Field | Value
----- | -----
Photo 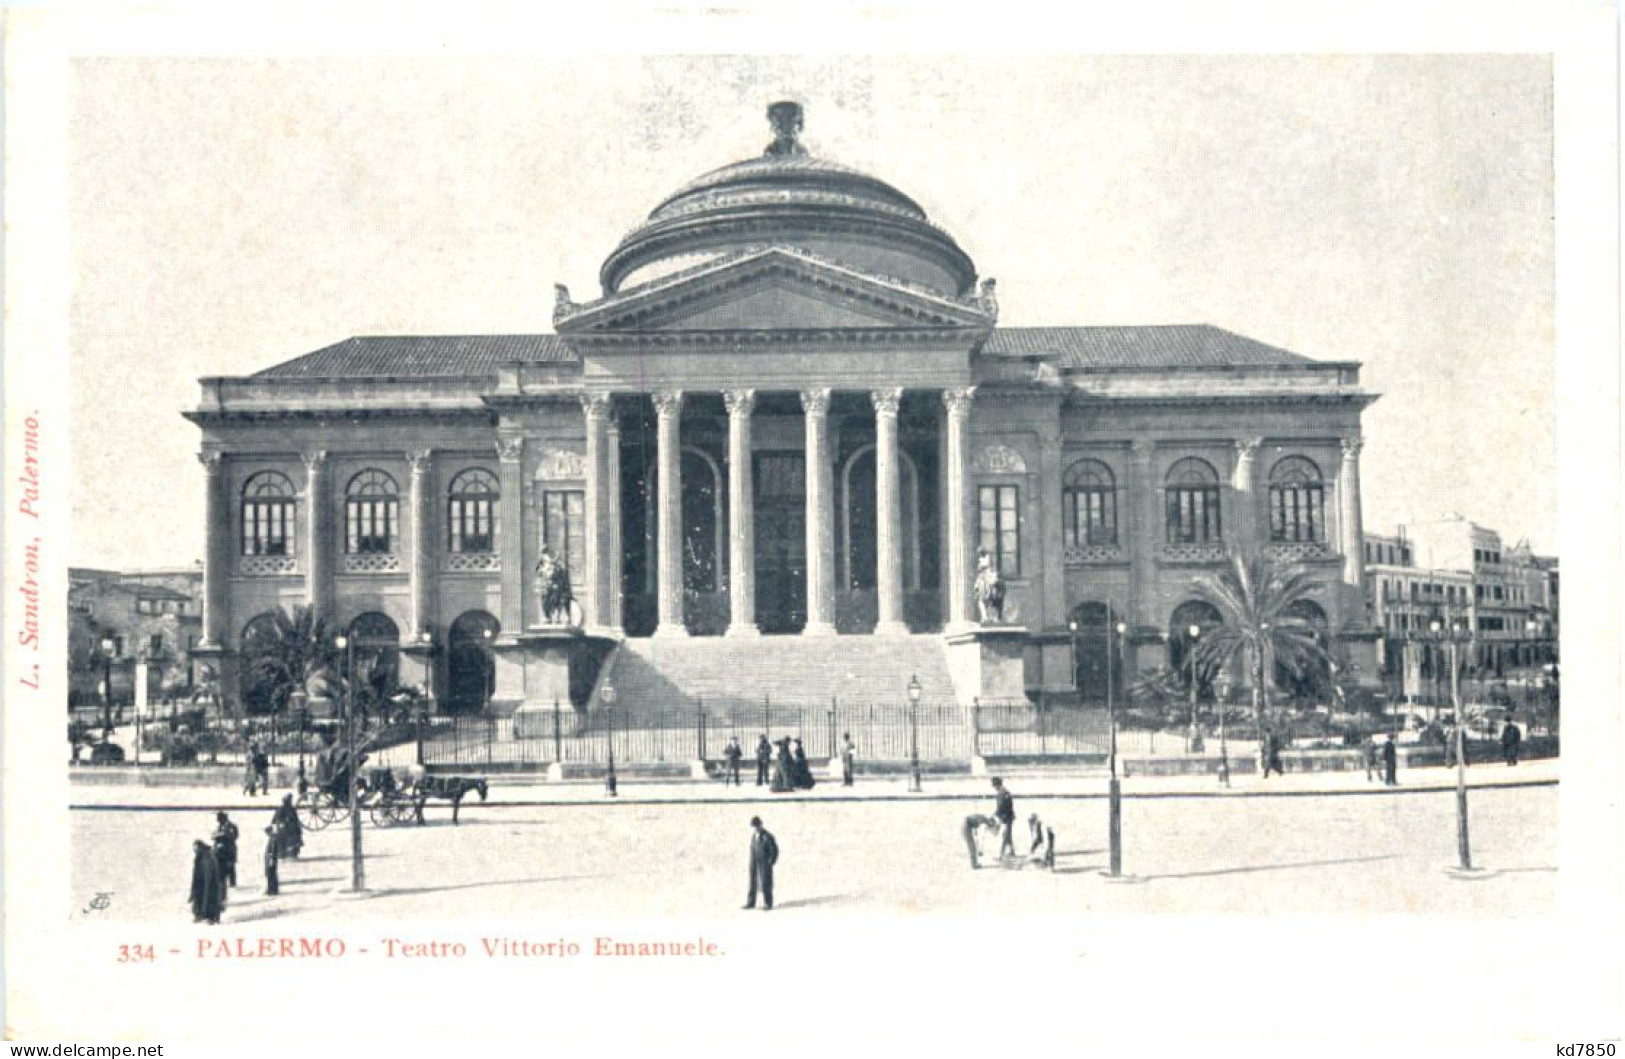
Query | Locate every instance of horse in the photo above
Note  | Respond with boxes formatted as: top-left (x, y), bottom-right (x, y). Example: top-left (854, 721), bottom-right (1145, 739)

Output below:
top-left (402, 770), bottom-right (489, 825)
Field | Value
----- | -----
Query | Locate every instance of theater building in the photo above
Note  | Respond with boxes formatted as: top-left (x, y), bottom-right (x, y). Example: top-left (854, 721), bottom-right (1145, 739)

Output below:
top-left (186, 102), bottom-right (1380, 717)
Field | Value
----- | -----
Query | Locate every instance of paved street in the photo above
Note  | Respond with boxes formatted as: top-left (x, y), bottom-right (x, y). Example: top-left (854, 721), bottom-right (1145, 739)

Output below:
top-left (73, 769), bottom-right (1556, 922)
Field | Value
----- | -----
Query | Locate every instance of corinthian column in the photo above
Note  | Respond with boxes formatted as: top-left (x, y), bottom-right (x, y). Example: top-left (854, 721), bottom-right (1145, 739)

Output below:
top-left (198, 452), bottom-right (229, 648)
top-left (653, 391), bottom-right (688, 638)
top-left (801, 388), bottom-right (835, 636)
top-left (606, 418), bottom-right (624, 635)
top-left (497, 438), bottom-right (525, 635)
top-left (941, 388), bottom-right (976, 631)
top-left (407, 449), bottom-right (436, 638)
top-left (724, 389), bottom-right (760, 638)
top-left (1233, 437), bottom-right (1262, 548)
top-left (302, 451), bottom-right (333, 622)
top-left (581, 394), bottom-right (611, 630)
top-left (1129, 441), bottom-right (1157, 628)
top-left (1339, 437), bottom-right (1366, 589)
top-left (872, 388), bottom-right (907, 636)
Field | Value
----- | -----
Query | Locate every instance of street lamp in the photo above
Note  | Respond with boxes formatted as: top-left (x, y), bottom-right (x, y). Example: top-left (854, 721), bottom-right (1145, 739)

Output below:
top-left (1430, 616), bottom-right (1474, 871)
top-left (100, 636), bottom-right (115, 732)
top-left (601, 683), bottom-right (618, 797)
top-left (333, 633), bottom-right (364, 892)
top-left (1186, 624), bottom-right (1203, 754)
top-left (480, 626), bottom-right (495, 714)
top-left (906, 674), bottom-right (923, 793)
top-left (1216, 675), bottom-right (1231, 788)
top-left (1106, 613), bottom-right (1126, 876)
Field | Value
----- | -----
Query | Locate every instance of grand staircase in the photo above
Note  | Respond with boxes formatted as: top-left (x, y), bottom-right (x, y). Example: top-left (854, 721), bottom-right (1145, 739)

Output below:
top-left (599, 634), bottom-right (959, 711)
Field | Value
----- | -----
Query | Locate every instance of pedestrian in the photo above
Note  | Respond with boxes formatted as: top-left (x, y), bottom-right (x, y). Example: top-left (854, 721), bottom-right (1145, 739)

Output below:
top-left (961, 813), bottom-right (997, 869)
top-left (252, 743), bottom-right (271, 795)
top-left (1501, 720), bottom-right (1522, 767)
top-left (754, 734), bottom-right (772, 787)
top-left (1263, 730), bottom-right (1285, 778)
top-left (1382, 732), bottom-right (1398, 786)
top-left (241, 752), bottom-right (258, 797)
top-left (743, 816), bottom-right (778, 911)
top-left (1028, 814), bottom-right (1056, 870)
top-left (791, 738), bottom-right (815, 790)
top-left (840, 732), bottom-right (856, 787)
top-left (991, 777), bottom-right (1016, 861)
top-left (262, 825), bottom-right (280, 895)
top-left (723, 736), bottom-right (743, 786)
top-left (189, 840), bottom-right (225, 924)
top-left (211, 812), bottom-right (240, 888)
top-left (1363, 736), bottom-right (1379, 782)
top-left (272, 793), bottom-right (302, 859)
top-left (771, 738), bottom-right (794, 793)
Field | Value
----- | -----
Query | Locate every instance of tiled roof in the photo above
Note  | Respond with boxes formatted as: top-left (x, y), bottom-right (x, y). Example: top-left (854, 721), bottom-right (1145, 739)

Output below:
top-left (253, 335), bottom-right (574, 379)
top-left (983, 325), bottom-right (1319, 369)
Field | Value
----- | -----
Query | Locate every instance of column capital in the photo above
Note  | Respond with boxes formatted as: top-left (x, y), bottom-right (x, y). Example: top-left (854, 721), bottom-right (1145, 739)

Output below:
top-left (197, 451), bottom-right (225, 474)
top-left (870, 387), bottom-right (903, 417)
top-left (1340, 436), bottom-right (1365, 460)
top-left (652, 390), bottom-right (684, 418)
top-left (800, 387), bottom-right (832, 416)
top-left (406, 449), bottom-right (434, 472)
top-left (1235, 437), bottom-right (1263, 461)
top-left (942, 386), bottom-right (977, 415)
top-left (497, 437), bottom-right (525, 464)
top-left (723, 389), bottom-right (757, 417)
top-left (580, 393), bottom-right (612, 419)
top-left (301, 450), bottom-right (329, 472)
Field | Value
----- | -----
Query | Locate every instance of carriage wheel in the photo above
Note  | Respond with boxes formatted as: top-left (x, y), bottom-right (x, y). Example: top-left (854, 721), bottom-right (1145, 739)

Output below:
top-left (384, 799), bottom-right (417, 826)
top-left (368, 801), bottom-right (396, 828)
top-left (316, 792), bottom-right (349, 825)
top-left (297, 793), bottom-right (330, 831)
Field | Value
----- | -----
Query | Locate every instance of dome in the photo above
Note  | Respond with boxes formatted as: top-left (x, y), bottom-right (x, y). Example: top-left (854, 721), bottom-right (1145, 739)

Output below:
top-left (599, 102), bottom-right (978, 298)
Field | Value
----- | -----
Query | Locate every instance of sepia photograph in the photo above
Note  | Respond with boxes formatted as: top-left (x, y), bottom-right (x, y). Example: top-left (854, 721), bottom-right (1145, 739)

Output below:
top-left (5, 4), bottom-right (1620, 1049)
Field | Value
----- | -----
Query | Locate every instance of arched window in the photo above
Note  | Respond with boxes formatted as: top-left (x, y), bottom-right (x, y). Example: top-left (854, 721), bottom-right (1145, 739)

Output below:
top-left (1268, 456), bottom-right (1325, 543)
top-left (447, 468), bottom-right (499, 554)
top-left (344, 469), bottom-right (399, 555)
top-left (1165, 458), bottom-right (1222, 544)
top-left (1063, 459), bottom-right (1117, 546)
top-left (240, 471), bottom-right (296, 557)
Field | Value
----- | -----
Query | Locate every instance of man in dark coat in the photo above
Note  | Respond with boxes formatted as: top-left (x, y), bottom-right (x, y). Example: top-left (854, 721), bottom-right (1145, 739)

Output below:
top-left (840, 733), bottom-right (856, 787)
top-left (744, 816), bottom-right (778, 911)
top-left (1501, 720), bottom-right (1522, 766)
top-left (754, 735), bottom-right (772, 786)
top-left (723, 737), bottom-right (743, 786)
top-left (189, 840), bottom-right (225, 924)
top-left (262, 825), bottom-right (280, 895)
top-left (211, 812), bottom-right (240, 888)
top-left (1382, 733), bottom-right (1399, 786)
top-left (991, 778), bottom-right (1016, 861)
top-left (252, 744), bottom-right (271, 795)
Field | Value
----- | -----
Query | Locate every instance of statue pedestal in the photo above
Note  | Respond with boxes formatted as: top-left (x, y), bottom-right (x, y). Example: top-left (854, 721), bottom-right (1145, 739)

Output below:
top-left (944, 625), bottom-right (1030, 706)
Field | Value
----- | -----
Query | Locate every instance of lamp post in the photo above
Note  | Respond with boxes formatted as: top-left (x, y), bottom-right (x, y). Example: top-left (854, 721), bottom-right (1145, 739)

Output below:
top-left (480, 626), bottom-right (495, 714)
top-left (100, 636), bottom-right (115, 732)
top-left (1107, 612), bottom-right (1125, 876)
top-left (1431, 617), bottom-right (1473, 871)
top-left (906, 674), bottom-right (923, 793)
top-left (1216, 675), bottom-right (1231, 788)
top-left (333, 633), bottom-right (364, 893)
top-left (1186, 624), bottom-right (1203, 754)
top-left (602, 683), bottom-right (618, 797)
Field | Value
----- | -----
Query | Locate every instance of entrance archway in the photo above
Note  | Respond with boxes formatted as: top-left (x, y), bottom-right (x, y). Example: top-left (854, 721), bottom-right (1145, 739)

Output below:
top-left (1276, 599), bottom-right (1330, 702)
top-left (345, 612), bottom-right (401, 714)
top-left (446, 611), bottom-right (500, 713)
top-left (1068, 602), bottom-right (1123, 703)
top-left (1168, 600), bottom-right (1224, 697)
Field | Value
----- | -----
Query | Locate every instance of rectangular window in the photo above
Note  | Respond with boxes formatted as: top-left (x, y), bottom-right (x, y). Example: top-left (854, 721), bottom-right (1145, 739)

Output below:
top-left (346, 498), bottom-right (398, 554)
top-left (150, 633), bottom-right (163, 656)
top-left (1065, 488), bottom-right (1116, 546)
top-left (543, 490), bottom-right (587, 588)
top-left (449, 497), bottom-right (496, 553)
top-left (241, 500), bottom-right (293, 557)
top-left (1170, 486), bottom-right (1222, 544)
top-left (978, 485), bottom-right (1020, 578)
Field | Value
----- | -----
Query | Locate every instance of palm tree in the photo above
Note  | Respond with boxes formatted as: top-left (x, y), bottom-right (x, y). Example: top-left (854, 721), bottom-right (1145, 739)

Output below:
top-left (1190, 550), bottom-right (1331, 768)
top-left (243, 605), bottom-right (338, 719)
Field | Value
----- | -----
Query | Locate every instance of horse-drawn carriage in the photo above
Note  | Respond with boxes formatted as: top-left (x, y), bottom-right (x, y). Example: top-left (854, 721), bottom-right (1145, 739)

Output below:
top-left (296, 748), bottom-right (489, 829)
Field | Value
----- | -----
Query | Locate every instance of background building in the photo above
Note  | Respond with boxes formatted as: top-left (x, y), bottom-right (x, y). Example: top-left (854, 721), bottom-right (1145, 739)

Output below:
top-left (68, 565), bottom-right (204, 707)
top-left (186, 102), bottom-right (1381, 718)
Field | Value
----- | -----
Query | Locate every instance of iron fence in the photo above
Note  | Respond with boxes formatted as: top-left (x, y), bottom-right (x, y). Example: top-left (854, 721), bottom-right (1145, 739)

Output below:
top-left (971, 701), bottom-right (1111, 756)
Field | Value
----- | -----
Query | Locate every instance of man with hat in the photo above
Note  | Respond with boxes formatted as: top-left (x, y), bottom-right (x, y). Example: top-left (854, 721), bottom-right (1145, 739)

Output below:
top-left (744, 816), bottom-right (778, 911)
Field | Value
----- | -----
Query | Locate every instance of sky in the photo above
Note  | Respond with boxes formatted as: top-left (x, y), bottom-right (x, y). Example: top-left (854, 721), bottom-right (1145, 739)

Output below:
top-left (66, 53), bottom-right (1554, 568)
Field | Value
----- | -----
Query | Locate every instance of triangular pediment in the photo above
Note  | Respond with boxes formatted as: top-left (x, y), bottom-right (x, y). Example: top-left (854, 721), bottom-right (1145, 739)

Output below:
top-left (555, 247), bottom-right (993, 333)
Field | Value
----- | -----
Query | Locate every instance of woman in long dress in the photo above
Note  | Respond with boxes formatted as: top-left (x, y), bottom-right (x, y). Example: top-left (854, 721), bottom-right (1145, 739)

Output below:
top-left (770, 738), bottom-right (793, 793)
top-left (791, 738), bottom-right (816, 790)
top-left (189, 840), bottom-right (225, 924)
top-left (272, 793), bottom-right (303, 859)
